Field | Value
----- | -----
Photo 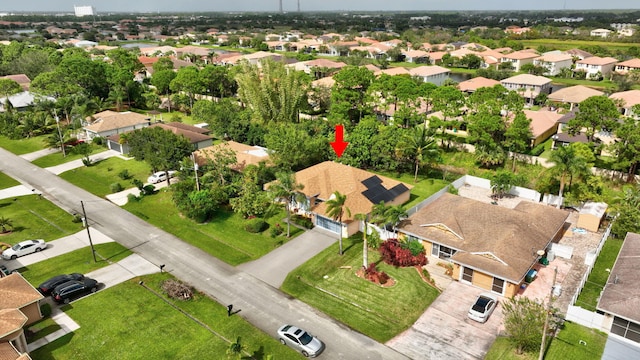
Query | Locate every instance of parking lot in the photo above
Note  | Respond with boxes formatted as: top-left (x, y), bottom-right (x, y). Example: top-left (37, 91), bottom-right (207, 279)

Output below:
top-left (387, 281), bottom-right (504, 360)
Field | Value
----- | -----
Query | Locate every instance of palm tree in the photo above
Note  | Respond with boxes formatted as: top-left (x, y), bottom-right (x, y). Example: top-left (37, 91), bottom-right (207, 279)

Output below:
top-left (354, 213), bottom-right (370, 268)
top-left (0, 216), bottom-right (13, 233)
top-left (549, 145), bottom-right (588, 207)
top-left (395, 126), bottom-right (441, 182)
top-left (384, 204), bottom-right (408, 238)
top-left (326, 191), bottom-right (351, 255)
top-left (271, 171), bottom-right (305, 237)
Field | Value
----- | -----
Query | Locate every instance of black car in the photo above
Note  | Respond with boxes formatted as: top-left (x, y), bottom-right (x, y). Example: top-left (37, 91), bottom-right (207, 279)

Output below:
top-left (37, 273), bottom-right (85, 295)
top-left (51, 278), bottom-right (98, 304)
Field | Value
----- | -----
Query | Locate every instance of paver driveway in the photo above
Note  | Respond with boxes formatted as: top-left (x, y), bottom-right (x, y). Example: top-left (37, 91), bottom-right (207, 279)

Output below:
top-left (387, 281), bottom-right (504, 360)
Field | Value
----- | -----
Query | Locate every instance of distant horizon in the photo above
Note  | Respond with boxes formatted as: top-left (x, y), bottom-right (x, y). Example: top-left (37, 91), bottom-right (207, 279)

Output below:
top-left (1, 1), bottom-right (639, 14)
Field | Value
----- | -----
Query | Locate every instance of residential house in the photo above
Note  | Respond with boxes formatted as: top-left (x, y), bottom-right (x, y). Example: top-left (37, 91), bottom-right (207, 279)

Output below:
top-left (614, 58), bottom-right (640, 74)
top-left (575, 56), bottom-right (618, 80)
top-left (609, 89), bottom-right (640, 117)
top-left (409, 65), bottom-right (451, 86)
top-left (533, 53), bottom-right (573, 76)
top-left (0, 92), bottom-right (54, 112)
top-left (564, 48), bottom-right (593, 61)
top-left (82, 111), bottom-right (150, 140)
top-left (551, 110), bottom-right (589, 149)
top-left (376, 67), bottom-right (411, 76)
top-left (457, 76), bottom-right (500, 93)
top-left (397, 192), bottom-right (569, 297)
top-left (548, 85), bottom-right (604, 111)
top-left (286, 59), bottom-right (346, 79)
top-left (0, 272), bottom-right (44, 359)
top-left (424, 51), bottom-right (446, 65)
top-left (523, 109), bottom-right (562, 146)
top-left (500, 74), bottom-right (552, 103)
top-left (401, 49), bottom-right (430, 63)
top-left (106, 122), bottom-right (213, 154)
top-left (590, 28), bottom-right (613, 38)
top-left (597, 232), bottom-right (640, 360)
top-left (500, 50), bottom-right (539, 72)
top-left (1, 74), bottom-right (31, 91)
top-left (280, 161), bottom-right (412, 237)
top-left (194, 141), bottom-right (271, 172)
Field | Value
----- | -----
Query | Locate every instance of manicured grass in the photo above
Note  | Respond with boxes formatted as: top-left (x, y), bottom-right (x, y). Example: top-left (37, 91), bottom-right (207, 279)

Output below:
top-left (29, 273), bottom-right (303, 360)
top-left (486, 322), bottom-right (606, 360)
top-left (575, 237), bottom-right (624, 311)
top-left (0, 195), bottom-right (84, 245)
top-left (59, 157), bottom-right (153, 197)
top-left (545, 322), bottom-right (607, 360)
top-left (0, 172), bottom-right (19, 189)
top-left (519, 38), bottom-right (636, 53)
top-left (372, 170), bottom-right (450, 209)
top-left (18, 242), bottom-right (133, 287)
top-left (281, 234), bottom-right (440, 342)
top-left (31, 145), bottom-right (107, 168)
top-left (124, 191), bottom-right (301, 265)
top-left (26, 317), bottom-right (61, 343)
top-left (0, 135), bottom-right (47, 155)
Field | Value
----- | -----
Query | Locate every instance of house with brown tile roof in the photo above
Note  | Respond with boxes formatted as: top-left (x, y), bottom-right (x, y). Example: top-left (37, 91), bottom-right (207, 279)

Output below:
top-left (0, 273), bottom-right (44, 358)
top-left (533, 53), bottom-right (573, 76)
top-left (523, 110), bottom-right (562, 146)
top-left (457, 76), bottom-right (500, 93)
top-left (548, 85), bottom-right (604, 110)
top-left (398, 193), bottom-right (569, 297)
top-left (575, 56), bottom-right (618, 80)
top-left (614, 58), bottom-right (640, 74)
top-left (277, 161), bottom-right (412, 237)
top-left (597, 232), bottom-right (640, 357)
top-left (609, 89), bottom-right (640, 117)
top-left (83, 111), bottom-right (150, 140)
top-left (375, 67), bottom-right (411, 76)
top-left (195, 141), bottom-right (271, 172)
top-left (106, 122), bottom-right (213, 154)
top-left (500, 50), bottom-right (540, 72)
top-left (401, 49), bottom-right (429, 63)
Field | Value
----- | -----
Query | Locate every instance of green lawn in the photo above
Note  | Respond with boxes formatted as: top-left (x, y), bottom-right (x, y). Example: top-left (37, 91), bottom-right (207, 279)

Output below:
top-left (0, 195), bottom-right (84, 245)
top-left (31, 145), bottom-right (107, 168)
top-left (0, 135), bottom-right (47, 155)
top-left (372, 170), bottom-right (450, 209)
top-left (575, 237), bottom-right (624, 311)
top-left (281, 233), bottom-right (440, 342)
top-left (18, 242), bottom-right (133, 287)
top-left (0, 172), bottom-right (19, 189)
top-left (29, 273), bottom-right (303, 360)
top-left (124, 191), bottom-right (301, 265)
top-left (485, 337), bottom-right (537, 360)
top-left (59, 157), bottom-right (153, 197)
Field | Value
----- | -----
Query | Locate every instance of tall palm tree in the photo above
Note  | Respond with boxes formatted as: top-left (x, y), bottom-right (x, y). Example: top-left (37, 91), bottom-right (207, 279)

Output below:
top-left (384, 204), bottom-right (408, 238)
top-left (395, 126), bottom-right (441, 182)
top-left (271, 171), bottom-right (305, 238)
top-left (549, 145), bottom-right (588, 207)
top-left (326, 191), bottom-right (350, 255)
top-left (354, 213), bottom-right (370, 268)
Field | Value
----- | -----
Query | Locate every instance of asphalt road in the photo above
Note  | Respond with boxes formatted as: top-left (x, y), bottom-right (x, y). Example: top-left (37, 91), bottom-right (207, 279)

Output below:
top-left (0, 147), bottom-right (408, 360)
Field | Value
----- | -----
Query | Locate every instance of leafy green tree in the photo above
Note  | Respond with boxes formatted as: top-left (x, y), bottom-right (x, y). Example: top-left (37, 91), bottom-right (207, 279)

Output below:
top-left (611, 110), bottom-right (640, 183)
top-left (611, 185), bottom-right (640, 238)
top-left (230, 165), bottom-right (272, 218)
top-left (264, 123), bottom-right (329, 171)
top-left (170, 66), bottom-right (204, 112)
top-left (126, 126), bottom-right (194, 185)
top-left (329, 65), bottom-right (375, 125)
top-left (152, 57), bottom-right (174, 72)
top-left (326, 191), bottom-right (350, 255)
top-left (341, 116), bottom-right (378, 168)
top-left (200, 65), bottom-right (237, 98)
top-left (504, 110), bottom-right (532, 171)
top-left (235, 59), bottom-right (309, 124)
top-left (0, 79), bottom-right (23, 98)
top-left (502, 296), bottom-right (546, 355)
top-left (549, 145), bottom-right (589, 207)
top-left (7, 48), bottom-right (56, 80)
top-left (491, 170), bottom-right (517, 198)
top-left (567, 96), bottom-right (619, 142)
top-left (151, 69), bottom-right (177, 98)
top-left (270, 171), bottom-right (305, 237)
top-left (395, 126), bottom-right (441, 182)
top-left (370, 125), bottom-right (404, 172)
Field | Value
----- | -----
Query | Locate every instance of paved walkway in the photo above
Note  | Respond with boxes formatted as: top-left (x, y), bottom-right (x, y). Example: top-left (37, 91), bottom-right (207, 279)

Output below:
top-left (19, 148), bottom-right (60, 162)
top-left (238, 227), bottom-right (337, 287)
top-left (45, 150), bottom-right (126, 175)
top-left (0, 185), bottom-right (35, 200)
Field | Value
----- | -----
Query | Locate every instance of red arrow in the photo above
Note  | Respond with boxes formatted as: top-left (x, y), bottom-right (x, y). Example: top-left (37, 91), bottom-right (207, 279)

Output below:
top-left (330, 124), bottom-right (349, 158)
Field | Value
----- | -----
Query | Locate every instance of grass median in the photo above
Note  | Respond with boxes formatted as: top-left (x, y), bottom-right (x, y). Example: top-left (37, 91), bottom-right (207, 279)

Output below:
top-left (281, 233), bottom-right (440, 342)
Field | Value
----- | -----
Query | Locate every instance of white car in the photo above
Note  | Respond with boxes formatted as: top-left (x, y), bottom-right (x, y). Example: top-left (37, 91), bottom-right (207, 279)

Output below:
top-left (468, 293), bottom-right (498, 323)
top-left (2, 239), bottom-right (47, 260)
top-left (147, 171), bottom-right (176, 184)
top-left (277, 324), bottom-right (325, 358)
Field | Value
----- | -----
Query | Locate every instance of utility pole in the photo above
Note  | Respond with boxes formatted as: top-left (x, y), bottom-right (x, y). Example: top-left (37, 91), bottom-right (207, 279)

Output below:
top-left (539, 267), bottom-right (558, 360)
top-left (54, 109), bottom-right (66, 157)
top-left (81, 201), bottom-right (97, 263)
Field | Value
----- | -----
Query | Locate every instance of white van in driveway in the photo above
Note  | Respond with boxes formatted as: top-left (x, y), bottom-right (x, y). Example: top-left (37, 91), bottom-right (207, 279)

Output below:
top-left (147, 171), bottom-right (176, 184)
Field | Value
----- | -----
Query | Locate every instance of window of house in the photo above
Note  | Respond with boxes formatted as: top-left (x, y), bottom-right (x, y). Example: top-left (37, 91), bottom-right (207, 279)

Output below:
top-left (492, 278), bottom-right (505, 295)
top-left (612, 316), bottom-right (640, 343)
top-left (462, 267), bottom-right (473, 283)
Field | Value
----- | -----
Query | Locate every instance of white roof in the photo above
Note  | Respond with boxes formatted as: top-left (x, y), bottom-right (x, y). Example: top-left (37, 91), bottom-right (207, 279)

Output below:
top-left (579, 202), bottom-right (608, 218)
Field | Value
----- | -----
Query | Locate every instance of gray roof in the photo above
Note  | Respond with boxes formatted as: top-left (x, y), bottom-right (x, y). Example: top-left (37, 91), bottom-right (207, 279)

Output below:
top-left (0, 91), bottom-right (54, 111)
top-left (597, 232), bottom-right (640, 323)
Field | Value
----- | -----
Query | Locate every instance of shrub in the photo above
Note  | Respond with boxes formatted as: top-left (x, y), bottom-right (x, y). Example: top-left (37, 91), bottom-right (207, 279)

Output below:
top-left (92, 136), bottom-right (104, 146)
top-left (118, 169), bottom-right (132, 180)
top-left (127, 193), bottom-right (140, 203)
top-left (364, 263), bottom-right (390, 285)
top-left (291, 215), bottom-right (314, 229)
top-left (406, 239), bottom-right (425, 256)
top-left (110, 182), bottom-right (124, 193)
top-left (245, 218), bottom-right (268, 233)
top-left (530, 143), bottom-right (545, 156)
top-left (380, 240), bottom-right (427, 267)
top-left (71, 213), bottom-right (83, 223)
top-left (270, 223), bottom-right (284, 238)
top-left (40, 302), bottom-right (52, 317)
top-left (82, 158), bottom-right (93, 167)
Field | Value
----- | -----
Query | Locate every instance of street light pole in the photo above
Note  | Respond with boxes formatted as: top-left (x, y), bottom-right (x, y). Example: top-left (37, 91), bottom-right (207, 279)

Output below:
top-left (80, 201), bottom-right (97, 263)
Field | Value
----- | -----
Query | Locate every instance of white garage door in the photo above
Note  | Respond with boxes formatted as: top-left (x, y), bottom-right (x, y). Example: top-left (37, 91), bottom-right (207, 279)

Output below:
top-left (315, 215), bottom-right (341, 234)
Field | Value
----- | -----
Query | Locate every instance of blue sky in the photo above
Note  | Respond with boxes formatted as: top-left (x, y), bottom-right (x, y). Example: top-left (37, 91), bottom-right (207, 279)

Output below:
top-left (2, 0), bottom-right (638, 13)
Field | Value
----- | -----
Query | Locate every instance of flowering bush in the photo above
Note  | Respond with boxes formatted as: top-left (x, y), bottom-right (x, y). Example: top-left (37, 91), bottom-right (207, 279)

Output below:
top-left (380, 240), bottom-right (427, 267)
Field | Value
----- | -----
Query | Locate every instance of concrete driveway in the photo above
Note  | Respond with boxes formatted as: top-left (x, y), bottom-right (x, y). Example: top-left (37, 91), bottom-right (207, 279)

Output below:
top-left (387, 281), bottom-right (504, 360)
top-left (238, 227), bottom-right (337, 287)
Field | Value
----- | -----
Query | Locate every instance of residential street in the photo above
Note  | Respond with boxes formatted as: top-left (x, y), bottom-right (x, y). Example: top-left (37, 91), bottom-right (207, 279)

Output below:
top-left (0, 147), bottom-right (408, 360)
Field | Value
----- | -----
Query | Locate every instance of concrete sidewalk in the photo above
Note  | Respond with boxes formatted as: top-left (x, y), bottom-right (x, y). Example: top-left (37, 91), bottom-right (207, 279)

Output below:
top-left (19, 148), bottom-right (60, 162)
top-left (0, 185), bottom-right (36, 200)
top-left (45, 150), bottom-right (126, 175)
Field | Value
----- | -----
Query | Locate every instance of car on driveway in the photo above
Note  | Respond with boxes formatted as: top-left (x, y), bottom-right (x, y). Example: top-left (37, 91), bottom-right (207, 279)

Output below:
top-left (51, 277), bottom-right (99, 304)
top-left (1, 239), bottom-right (47, 260)
top-left (147, 171), bottom-right (176, 184)
top-left (468, 293), bottom-right (498, 323)
top-left (277, 324), bottom-right (325, 357)
top-left (38, 273), bottom-right (85, 295)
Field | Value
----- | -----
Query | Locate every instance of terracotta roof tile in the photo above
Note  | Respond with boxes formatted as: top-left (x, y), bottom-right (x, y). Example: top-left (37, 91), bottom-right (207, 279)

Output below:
top-left (83, 111), bottom-right (150, 133)
top-left (0, 273), bottom-right (43, 310)
top-left (548, 85), bottom-right (604, 104)
top-left (195, 141), bottom-right (271, 171)
top-left (0, 308), bottom-right (27, 339)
